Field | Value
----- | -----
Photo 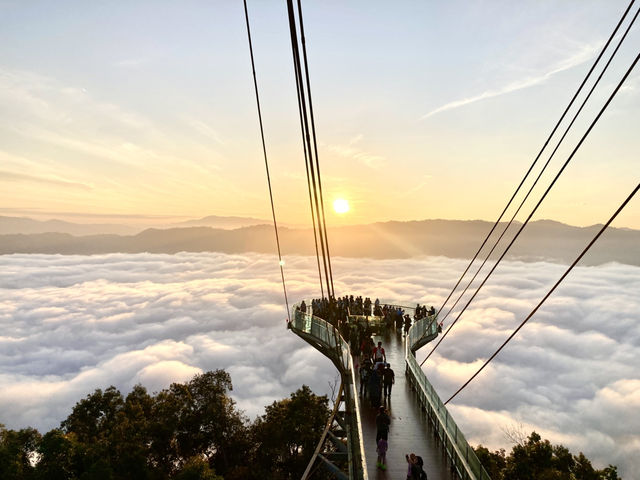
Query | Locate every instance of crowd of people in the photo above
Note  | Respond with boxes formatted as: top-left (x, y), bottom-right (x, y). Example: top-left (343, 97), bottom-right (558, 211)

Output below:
top-left (358, 341), bottom-right (394, 407)
top-left (294, 294), bottom-right (435, 477)
top-left (297, 296), bottom-right (439, 341)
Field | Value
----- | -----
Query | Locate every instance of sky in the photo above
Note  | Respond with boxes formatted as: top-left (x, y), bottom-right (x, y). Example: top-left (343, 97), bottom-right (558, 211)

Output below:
top-left (0, 0), bottom-right (638, 228)
top-left (0, 252), bottom-right (638, 476)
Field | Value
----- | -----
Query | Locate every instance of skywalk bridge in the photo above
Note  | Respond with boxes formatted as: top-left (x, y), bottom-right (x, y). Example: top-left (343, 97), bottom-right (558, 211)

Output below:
top-left (288, 303), bottom-right (491, 480)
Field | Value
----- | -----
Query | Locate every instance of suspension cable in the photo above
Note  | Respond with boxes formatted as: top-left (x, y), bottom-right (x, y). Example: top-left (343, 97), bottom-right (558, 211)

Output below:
top-left (296, 0), bottom-right (335, 298)
top-left (422, 51), bottom-right (640, 366)
top-left (243, 0), bottom-right (290, 321)
top-left (293, 35), bottom-right (325, 299)
top-left (444, 182), bottom-right (639, 405)
top-left (286, 0), bottom-right (335, 299)
top-left (436, 4), bottom-right (640, 329)
top-left (435, 0), bottom-right (637, 320)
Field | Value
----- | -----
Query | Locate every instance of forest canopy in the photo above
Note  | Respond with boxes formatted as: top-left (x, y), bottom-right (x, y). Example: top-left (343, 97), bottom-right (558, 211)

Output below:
top-left (0, 370), bottom-right (620, 479)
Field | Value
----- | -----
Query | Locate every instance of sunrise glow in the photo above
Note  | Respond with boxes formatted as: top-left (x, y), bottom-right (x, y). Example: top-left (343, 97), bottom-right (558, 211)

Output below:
top-left (333, 198), bottom-right (350, 214)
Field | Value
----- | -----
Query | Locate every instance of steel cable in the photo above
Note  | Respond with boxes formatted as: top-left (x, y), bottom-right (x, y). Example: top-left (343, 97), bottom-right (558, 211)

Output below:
top-left (435, 0), bottom-right (637, 321)
top-left (243, 0), bottom-right (291, 320)
top-left (444, 182), bottom-right (639, 405)
top-left (422, 51), bottom-right (640, 366)
top-left (428, 4), bottom-right (640, 355)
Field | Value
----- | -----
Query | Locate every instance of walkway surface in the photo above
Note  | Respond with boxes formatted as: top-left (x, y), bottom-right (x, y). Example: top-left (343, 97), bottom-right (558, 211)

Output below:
top-left (357, 329), bottom-right (454, 480)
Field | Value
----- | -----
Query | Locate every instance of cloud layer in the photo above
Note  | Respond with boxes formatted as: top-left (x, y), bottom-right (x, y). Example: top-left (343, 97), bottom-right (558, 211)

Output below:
top-left (0, 252), bottom-right (638, 476)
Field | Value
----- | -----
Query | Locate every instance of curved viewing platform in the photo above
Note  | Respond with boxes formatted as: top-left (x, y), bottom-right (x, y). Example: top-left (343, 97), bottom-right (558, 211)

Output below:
top-left (289, 297), bottom-right (491, 480)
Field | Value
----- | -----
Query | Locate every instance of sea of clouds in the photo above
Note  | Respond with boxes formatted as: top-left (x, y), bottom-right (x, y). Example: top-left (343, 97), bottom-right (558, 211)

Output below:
top-left (0, 252), bottom-right (638, 476)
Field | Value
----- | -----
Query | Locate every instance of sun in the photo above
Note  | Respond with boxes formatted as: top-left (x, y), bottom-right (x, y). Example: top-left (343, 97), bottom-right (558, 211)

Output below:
top-left (333, 198), bottom-right (350, 214)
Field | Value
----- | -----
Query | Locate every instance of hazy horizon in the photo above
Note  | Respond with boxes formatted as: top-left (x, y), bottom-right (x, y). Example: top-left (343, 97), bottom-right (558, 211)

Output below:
top-left (1, 211), bottom-right (639, 231)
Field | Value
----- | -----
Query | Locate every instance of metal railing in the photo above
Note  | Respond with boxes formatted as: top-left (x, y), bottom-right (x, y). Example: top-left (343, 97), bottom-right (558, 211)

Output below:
top-left (289, 307), bottom-right (368, 480)
top-left (406, 316), bottom-right (492, 480)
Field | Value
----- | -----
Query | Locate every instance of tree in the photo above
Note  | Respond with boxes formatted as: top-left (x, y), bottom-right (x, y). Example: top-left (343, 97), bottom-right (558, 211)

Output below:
top-left (478, 431), bottom-right (622, 480)
top-left (504, 431), bottom-right (554, 480)
top-left (148, 370), bottom-right (249, 477)
top-left (474, 445), bottom-right (506, 480)
top-left (35, 429), bottom-right (75, 480)
top-left (0, 425), bottom-right (41, 480)
top-left (174, 457), bottom-right (222, 480)
top-left (573, 452), bottom-right (599, 480)
top-left (250, 385), bottom-right (330, 480)
top-left (60, 386), bottom-right (126, 479)
top-left (599, 465), bottom-right (621, 480)
top-left (551, 444), bottom-right (574, 477)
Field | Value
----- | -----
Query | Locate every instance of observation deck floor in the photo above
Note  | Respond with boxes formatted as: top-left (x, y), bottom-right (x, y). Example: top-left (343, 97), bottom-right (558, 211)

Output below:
top-left (358, 330), bottom-right (454, 480)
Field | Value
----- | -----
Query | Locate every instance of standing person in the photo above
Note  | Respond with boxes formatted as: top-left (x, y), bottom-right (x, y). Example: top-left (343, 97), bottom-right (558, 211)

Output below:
top-left (375, 405), bottom-right (390, 445)
top-left (361, 337), bottom-right (372, 363)
top-left (415, 456), bottom-right (427, 479)
top-left (360, 359), bottom-right (371, 397)
top-left (372, 341), bottom-right (386, 363)
top-left (403, 315), bottom-right (412, 336)
top-left (376, 437), bottom-right (388, 470)
top-left (406, 453), bottom-right (427, 479)
top-left (350, 330), bottom-right (360, 368)
top-left (382, 363), bottom-right (395, 398)
top-left (406, 453), bottom-right (416, 479)
top-left (369, 365), bottom-right (382, 407)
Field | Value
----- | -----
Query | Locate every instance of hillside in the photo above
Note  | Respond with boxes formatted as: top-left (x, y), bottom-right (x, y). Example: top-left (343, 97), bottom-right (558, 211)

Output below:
top-left (0, 219), bottom-right (637, 266)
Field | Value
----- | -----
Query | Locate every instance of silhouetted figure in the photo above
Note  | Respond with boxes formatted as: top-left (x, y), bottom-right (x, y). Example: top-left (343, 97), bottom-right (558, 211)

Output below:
top-left (372, 341), bottom-right (386, 363)
top-left (375, 405), bottom-right (390, 444)
top-left (403, 315), bottom-right (412, 336)
top-left (383, 363), bottom-right (395, 398)
top-left (369, 364), bottom-right (383, 407)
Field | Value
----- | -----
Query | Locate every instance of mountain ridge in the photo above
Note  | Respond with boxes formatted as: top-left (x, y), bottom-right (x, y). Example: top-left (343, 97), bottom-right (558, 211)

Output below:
top-left (0, 219), bottom-right (637, 266)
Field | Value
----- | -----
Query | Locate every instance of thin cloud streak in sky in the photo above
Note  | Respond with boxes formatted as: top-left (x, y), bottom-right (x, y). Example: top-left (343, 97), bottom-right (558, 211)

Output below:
top-left (420, 44), bottom-right (600, 120)
top-left (0, 169), bottom-right (93, 191)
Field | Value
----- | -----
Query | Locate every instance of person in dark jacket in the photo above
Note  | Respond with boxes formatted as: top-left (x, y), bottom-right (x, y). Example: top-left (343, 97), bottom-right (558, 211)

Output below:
top-left (375, 405), bottom-right (391, 444)
top-left (382, 363), bottom-right (395, 398)
top-left (368, 363), bottom-right (383, 407)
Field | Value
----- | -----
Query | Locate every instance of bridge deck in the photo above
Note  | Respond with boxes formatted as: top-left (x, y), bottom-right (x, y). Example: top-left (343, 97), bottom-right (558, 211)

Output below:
top-left (358, 329), bottom-right (454, 480)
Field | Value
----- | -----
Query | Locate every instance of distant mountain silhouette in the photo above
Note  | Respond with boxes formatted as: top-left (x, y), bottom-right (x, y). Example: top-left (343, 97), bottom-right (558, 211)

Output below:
top-left (0, 214), bottom-right (272, 236)
top-left (0, 216), bottom-right (139, 236)
top-left (0, 219), bottom-right (637, 266)
top-left (170, 215), bottom-right (270, 229)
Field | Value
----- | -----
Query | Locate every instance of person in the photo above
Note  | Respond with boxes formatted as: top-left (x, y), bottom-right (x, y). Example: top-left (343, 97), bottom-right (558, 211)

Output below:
top-left (300, 300), bottom-right (306, 313)
top-left (375, 405), bottom-right (390, 444)
top-left (350, 331), bottom-right (360, 367)
top-left (382, 363), bottom-right (395, 398)
top-left (360, 359), bottom-right (371, 397)
top-left (414, 457), bottom-right (427, 480)
top-left (403, 315), bottom-right (412, 336)
top-left (361, 337), bottom-right (373, 362)
top-left (406, 453), bottom-right (427, 479)
top-left (372, 341), bottom-right (386, 363)
top-left (406, 453), bottom-right (416, 479)
top-left (368, 364), bottom-right (383, 407)
top-left (376, 437), bottom-right (388, 470)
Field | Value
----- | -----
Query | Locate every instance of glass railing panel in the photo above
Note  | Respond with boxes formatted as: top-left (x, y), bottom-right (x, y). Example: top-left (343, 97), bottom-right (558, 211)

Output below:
top-left (290, 302), bottom-right (368, 479)
top-left (406, 339), bottom-right (491, 480)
